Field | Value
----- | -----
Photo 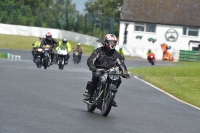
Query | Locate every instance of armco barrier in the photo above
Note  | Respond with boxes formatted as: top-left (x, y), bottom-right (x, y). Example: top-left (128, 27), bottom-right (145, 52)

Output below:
top-left (4, 53), bottom-right (21, 60)
top-left (179, 50), bottom-right (200, 62)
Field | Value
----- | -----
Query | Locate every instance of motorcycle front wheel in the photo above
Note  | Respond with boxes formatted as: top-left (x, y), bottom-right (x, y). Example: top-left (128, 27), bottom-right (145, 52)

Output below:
top-left (36, 59), bottom-right (41, 68)
top-left (43, 57), bottom-right (48, 69)
top-left (101, 91), bottom-right (115, 117)
top-left (151, 60), bottom-right (155, 65)
top-left (74, 55), bottom-right (79, 64)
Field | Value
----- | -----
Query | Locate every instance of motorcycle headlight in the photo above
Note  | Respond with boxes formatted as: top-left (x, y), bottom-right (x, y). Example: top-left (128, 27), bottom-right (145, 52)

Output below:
top-left (99, 74), bottom-right (107, 83)
top-left (109, 69), bottom-right (120, 80)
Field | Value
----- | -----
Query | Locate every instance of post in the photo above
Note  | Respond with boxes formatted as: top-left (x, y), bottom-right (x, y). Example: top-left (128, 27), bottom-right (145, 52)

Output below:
top-left (102, 15), bottom-right (104, 38)
top-left (101, 0), bottom-right (104, 39)
top-left (92, 14), bottom-right (95, 35)
top-left (76, 11), bottom-right (79, 32)
top-left (66, 11), bottom-right (69, 30)
top-left (109, 18), bottom-right (114, 34)
top-left (84, 13), bottom-right (87, 34)
top-left (37, 7), bottom-right (40, 27)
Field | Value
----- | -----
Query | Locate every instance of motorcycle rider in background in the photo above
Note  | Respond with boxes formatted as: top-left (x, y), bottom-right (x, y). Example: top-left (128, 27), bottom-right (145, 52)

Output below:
top-left (146, 49), bottom-right (154, 62)
top-left (56, 38), bottom-right (71, 64)
top-left (73, 43), bottom-right (83, 62)
top-left (83, 34), bottom-right (130, 107)
top-left (41, 32), bottom-right (58, 65)
top-left (32, 35), bottom-right (44, 62)
top-left (118, 47), bottom-right (125, 57)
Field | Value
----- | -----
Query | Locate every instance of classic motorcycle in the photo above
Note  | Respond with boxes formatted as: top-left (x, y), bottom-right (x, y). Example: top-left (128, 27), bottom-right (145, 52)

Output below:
top-left (82, 61), bottom-right (129, 117)
top-left (57, 46), bottom-right (68, 70)
top-left (148, 53), bottom-right (155, 65)
top-left (42, 45), bottom-right (51, 69)
top-left (34, 47), bottom-right (43, 68)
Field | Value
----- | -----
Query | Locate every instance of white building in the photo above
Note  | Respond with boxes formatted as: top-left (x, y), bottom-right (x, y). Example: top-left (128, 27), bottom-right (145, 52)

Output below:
top-left (118, 0), bottom-right (200, 60)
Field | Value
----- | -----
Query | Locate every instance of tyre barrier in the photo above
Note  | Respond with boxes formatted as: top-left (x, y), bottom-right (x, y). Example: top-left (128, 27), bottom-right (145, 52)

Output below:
top-left (4, 53), bottom-right (21, 60)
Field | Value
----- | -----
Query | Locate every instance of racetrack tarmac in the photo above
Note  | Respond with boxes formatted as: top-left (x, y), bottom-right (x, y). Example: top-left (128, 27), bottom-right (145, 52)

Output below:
top-left (0, 49), bottom-right (200, 133)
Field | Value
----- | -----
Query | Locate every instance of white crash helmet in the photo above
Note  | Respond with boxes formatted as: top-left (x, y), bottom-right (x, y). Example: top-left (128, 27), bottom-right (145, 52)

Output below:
top-left (104, 34), bottom-right (117, 50)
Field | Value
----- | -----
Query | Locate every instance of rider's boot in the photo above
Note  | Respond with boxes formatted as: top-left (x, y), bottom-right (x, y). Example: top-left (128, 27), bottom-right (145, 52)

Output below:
top-left (83, 82), bottom-right (95, 101)
top-left (83, 93), bottom-right (91, 100)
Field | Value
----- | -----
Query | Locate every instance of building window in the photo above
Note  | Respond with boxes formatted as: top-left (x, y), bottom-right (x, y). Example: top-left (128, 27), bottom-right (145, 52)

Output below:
top-left (183, 27), bottom-right (199, 36)
top-left (134, 23), bottom-right (145, 31)
top-left (134, 23), bottom-right (156, 33)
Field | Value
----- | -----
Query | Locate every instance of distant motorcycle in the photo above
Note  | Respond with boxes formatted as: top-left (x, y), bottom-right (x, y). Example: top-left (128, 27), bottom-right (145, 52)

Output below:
top-left (148, 53), bottom-right (155, 65)
top-left (42, 45), bottom-right (51, 69)
top-left (82, 60), bottom-right (130, 117)
top-left (35, 47), bottom-right (43, 68)
top-left (74, 51), bottom-right (80, 64)
top-left (57, 46), bottom-right (67, 70)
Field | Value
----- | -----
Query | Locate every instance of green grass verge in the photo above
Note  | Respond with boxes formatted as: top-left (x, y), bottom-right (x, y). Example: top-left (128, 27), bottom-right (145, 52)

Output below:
top-left (0, 52), bottom-right (7, 59)
top-left (129, 62), bottom-right (200, 108)
top-left (0, 34), bottom-right (94, 55)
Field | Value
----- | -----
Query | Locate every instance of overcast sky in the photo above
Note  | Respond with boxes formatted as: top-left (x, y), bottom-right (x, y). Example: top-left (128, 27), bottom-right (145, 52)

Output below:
top-left (72, 0), bottom-right (88, 12)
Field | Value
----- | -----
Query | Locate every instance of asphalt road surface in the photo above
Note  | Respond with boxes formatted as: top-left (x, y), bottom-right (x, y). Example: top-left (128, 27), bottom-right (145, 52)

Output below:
top-left (0, 49), bottom-right (200, 133)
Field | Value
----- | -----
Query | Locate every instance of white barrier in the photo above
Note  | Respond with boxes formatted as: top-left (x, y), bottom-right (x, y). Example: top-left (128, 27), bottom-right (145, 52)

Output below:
top-left (7, 53), bottom-right (21, 60)
top-left (0, 23), bottom-right (99, 46)
top-left (172, 49), bottom-right (180, 62)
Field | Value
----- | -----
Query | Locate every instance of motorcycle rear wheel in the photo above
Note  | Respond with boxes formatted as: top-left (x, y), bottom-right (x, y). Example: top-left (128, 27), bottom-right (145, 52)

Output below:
top-left (87, 103), bottom-right (96, 112)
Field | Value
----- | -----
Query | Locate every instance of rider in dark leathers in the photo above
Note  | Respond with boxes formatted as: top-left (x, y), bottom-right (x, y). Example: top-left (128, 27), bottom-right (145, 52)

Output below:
top-left (41, 32), bottom-right (58, 65)
top-left (83, 34), bottom-right (130, 107)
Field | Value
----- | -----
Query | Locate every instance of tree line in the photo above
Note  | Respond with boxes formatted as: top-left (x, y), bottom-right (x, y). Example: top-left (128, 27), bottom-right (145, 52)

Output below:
top-left (0, 0), bottom-right (123, 38)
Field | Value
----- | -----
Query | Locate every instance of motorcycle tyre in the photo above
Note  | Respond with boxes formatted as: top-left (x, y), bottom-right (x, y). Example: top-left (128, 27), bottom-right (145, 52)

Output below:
top-left (101, 91), bottom-right (115, 117)
top-left (151, 61), bottom-right (155, 65)
top-left (44, 57), bottom-right (48, 69)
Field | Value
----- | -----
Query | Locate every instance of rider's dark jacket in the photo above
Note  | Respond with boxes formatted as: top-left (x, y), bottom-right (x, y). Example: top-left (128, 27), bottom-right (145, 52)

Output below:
top-left (87, 47), bottom-right (127, 71)
top-left (41, 38), bottom-right (58, 48)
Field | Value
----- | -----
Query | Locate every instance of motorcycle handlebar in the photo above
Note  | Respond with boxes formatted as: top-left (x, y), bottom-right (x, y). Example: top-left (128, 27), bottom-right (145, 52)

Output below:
top-left (96, 68), bottom-right (123, 75)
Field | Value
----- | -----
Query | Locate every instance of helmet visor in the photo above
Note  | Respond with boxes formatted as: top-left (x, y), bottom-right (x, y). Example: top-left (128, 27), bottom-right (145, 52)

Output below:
top-left (63, 43), bottom-right (66, 46)
top-left (107, 40), bottom-right (116, 49)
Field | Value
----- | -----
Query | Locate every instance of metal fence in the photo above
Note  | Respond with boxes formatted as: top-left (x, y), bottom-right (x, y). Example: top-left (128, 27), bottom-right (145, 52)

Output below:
top-left (0, 4), bottom-right (117, 39)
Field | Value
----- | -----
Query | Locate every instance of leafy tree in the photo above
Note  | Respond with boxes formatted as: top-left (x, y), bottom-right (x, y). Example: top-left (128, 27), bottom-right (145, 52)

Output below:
top-left (0, 0), bottom-right (122, 38)
top-left (84, 0), bottom-right (123, 37)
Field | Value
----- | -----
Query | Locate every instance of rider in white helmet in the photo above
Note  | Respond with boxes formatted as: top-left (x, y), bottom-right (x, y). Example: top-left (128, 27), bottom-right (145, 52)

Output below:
top-left (83, 34), bottom-right (130, 107)
top-left (73, 43), bottom-right (83, 62)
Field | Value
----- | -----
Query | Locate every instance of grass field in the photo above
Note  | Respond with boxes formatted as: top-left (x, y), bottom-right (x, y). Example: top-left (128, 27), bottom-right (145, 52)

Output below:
top-left (129, 62), bottom-right (200, 108)
top-left (0, 34), bottom-right (94, 55)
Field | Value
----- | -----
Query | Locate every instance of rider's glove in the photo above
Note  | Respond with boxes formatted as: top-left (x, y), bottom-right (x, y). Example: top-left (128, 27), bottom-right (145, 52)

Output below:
top-left (89, 65), bottom-right (97, 71)
top-left (122, 73), bottom-right (130, 78)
